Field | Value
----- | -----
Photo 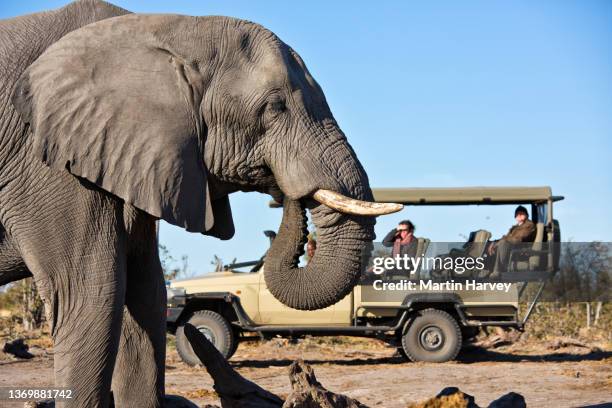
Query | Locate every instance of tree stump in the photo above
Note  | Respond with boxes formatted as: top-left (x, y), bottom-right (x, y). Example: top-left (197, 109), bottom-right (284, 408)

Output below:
top-left (282, 360), bottom-right (367, 408)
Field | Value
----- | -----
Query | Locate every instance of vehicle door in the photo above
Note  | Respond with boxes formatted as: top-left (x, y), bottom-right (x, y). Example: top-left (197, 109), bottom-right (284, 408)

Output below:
top-left (256, 267), bottom-right (338, 325)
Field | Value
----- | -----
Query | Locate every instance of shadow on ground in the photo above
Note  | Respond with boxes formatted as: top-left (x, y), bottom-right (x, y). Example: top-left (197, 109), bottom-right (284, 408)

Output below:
top-left (231, 347), bottom-right (611, 369)
top-left (458, 347), bottom-right (612, 363)
top-left (231, 355), bottom-right (405, 369)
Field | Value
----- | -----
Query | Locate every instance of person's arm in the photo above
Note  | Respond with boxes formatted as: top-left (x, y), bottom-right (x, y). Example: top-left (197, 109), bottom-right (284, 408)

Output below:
top-left (382, 229), bottom-right (398, 247)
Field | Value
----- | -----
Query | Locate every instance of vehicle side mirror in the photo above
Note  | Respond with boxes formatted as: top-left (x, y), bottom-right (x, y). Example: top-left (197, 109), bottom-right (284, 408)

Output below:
top-left (263, 230), bottom-right (276, 244)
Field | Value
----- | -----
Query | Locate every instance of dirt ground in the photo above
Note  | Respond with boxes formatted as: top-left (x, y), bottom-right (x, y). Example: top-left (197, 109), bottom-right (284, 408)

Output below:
top-left (0, 336), bottom-right (610, 408)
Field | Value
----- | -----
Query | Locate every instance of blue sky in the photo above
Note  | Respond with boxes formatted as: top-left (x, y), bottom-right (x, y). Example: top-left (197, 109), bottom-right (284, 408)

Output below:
top-left (3, 1), bottom-right (611, 275)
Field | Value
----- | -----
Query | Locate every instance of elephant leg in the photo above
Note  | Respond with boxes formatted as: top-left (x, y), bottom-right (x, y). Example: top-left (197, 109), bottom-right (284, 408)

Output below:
top-left (0, 222), bottom-right (32, 285)
top-left (112, 212), bottom-right (166, 408)
top-left (45, 256), bottom-right (126, 408)
top-left (8, 186), bottom-right (127, 408)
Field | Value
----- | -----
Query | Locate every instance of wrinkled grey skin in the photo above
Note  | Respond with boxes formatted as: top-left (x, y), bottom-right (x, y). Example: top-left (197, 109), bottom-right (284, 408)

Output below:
top-left (0, 1), bottom-right (375, 406)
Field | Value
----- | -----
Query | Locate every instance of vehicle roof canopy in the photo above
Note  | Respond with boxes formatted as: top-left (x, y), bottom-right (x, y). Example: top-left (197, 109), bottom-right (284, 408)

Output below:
top-left (372, 186), bottom-right (564, 206)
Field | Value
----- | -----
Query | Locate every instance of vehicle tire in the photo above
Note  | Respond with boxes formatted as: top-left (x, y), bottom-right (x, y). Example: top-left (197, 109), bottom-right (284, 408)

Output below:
top-left (228, 328), bottom-right (240, 357)
top-left (176, 310), bottom-right (236, 366)
top-left (401, 308), bottom-right (462, 363)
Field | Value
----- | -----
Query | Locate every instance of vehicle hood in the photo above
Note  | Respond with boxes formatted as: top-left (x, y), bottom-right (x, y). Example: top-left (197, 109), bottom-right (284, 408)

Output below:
top-left (169, 270), bottom-right (259, 295)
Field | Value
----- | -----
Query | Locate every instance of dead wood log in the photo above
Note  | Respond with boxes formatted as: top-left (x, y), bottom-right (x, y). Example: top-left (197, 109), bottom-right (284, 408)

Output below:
top-left (472, 328), bottom-right (521, 349)
top-left (282, 360), bottom-right (367, 408)
top-left (184, 323), bottom-right (284, 408)
top-left (406, 387), bottom-right (527, 408)
top-left (3, 338), bottom-right (34, 359)
top-left (487, 392), bottom-right (526, 408)
top-left (472, 335), bottom-right (513, 349)
top-left (547, 337), bottom-right (602, 352)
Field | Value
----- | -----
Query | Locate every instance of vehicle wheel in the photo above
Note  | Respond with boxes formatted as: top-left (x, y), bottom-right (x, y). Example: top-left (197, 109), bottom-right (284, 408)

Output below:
top-left (228, 328), bottom-right (241, 357)
top-left (401, 308), bottom-right (462, 363)
top-left (176, 310), bottom-right (236, 366)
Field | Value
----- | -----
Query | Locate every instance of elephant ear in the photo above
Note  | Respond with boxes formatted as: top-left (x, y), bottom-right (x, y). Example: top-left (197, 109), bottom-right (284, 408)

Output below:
top-left (11, 16), bottom-right (234, 238)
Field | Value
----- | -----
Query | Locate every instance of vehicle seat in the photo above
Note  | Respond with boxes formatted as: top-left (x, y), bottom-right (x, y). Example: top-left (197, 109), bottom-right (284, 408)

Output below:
top-left (412, 238), bottom-right (430, 279)
top-left (433, 231), bottom-right (490, 279)
top-left (415, 237), bottom-right (430, 259)
top-left (465, 229), bottom-right (492, 259)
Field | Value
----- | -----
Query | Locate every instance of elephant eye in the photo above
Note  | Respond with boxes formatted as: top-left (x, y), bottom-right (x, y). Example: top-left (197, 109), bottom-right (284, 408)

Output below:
top-left (267, 99), bottom-right (286, 114)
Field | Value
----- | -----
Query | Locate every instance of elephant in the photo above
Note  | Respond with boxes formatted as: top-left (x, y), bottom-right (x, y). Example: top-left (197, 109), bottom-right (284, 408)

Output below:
top-left (0, 1), bottom-right (401, 406)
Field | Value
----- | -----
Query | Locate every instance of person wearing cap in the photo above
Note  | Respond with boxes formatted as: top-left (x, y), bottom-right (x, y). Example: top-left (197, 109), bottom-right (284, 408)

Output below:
top-left (487, 205), bottom-right (536, 275)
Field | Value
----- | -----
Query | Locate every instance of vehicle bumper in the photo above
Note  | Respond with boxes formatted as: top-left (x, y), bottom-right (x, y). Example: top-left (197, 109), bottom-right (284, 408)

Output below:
top-left (167, 306), bottom-right (183, 324)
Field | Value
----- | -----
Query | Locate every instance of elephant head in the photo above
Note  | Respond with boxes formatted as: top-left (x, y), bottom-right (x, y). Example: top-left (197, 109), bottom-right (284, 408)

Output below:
top-left (12, 14), bottom-right (401, 310)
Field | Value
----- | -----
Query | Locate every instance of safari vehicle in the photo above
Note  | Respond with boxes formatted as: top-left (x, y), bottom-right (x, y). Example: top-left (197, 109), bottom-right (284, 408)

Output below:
top-left (166, 186), bottom-right (563, 365)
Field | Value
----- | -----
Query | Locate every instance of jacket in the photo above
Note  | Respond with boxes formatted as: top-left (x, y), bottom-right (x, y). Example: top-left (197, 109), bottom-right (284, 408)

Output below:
top-left (500, 219), bottom-right (537, 244)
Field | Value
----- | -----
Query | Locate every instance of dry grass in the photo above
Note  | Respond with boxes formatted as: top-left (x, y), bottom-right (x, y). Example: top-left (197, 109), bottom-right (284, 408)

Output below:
top-left (519, 302), bottom-right (611, 349)
top-left (0, 317), bottom-right (52, 348)
top-left (169, 388), bottom-right (218, 399)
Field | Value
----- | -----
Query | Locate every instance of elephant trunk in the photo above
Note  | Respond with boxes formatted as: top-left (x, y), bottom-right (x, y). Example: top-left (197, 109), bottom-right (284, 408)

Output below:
top-left (263, 198), bottom-right (374, 310)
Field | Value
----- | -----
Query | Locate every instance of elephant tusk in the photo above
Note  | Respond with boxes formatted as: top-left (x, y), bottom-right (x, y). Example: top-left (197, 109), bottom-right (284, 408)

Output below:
top-left (313, 189), bottom-right (403, 216)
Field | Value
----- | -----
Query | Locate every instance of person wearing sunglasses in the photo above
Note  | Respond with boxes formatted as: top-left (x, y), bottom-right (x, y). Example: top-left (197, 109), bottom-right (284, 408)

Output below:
top-left (383, 220), bottom-right (417, 258)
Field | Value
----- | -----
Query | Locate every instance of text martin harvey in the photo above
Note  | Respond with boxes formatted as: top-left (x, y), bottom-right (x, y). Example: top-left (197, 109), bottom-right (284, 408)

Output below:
top-left (373, 279), bottom-right (513, 293)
